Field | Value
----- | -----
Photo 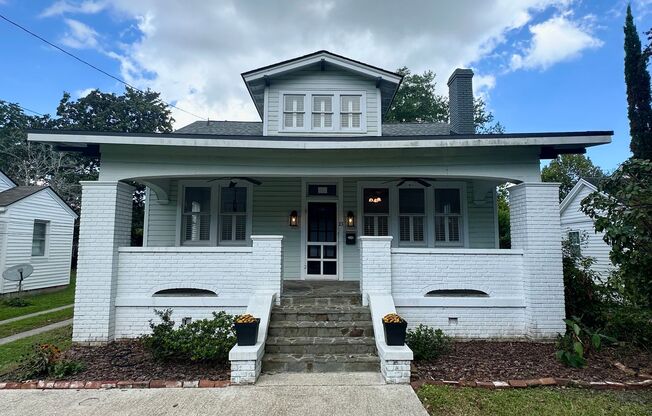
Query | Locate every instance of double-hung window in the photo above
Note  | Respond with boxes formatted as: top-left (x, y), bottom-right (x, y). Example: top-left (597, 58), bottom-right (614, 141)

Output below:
top-left (220, 186), bottom-right (248, 243)
top-left (399, 188), bottom-right (425, 245)
top-left (568, 231), bottom-right (581, 257)
top-left (434, 188), bottom-right (463, 246)
top-left (312, 95), bottom-right (333, 129)
top-left (31, 220), bottom-right (48, 256)
top-left (283, 94), bottom-right (305, 129)
top-left (363, 188), bottom-right (389, 236)
top-left (182, 187), bottom-right (211, 245)
top-left (340, 95), bottom-right (362, 129)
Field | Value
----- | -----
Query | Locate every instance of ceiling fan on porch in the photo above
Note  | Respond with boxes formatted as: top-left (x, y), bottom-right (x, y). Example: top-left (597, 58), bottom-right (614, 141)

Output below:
top-left (383, 177), bottom-right (435, 187)
top-left (208, 177), bottom-right (263, 187)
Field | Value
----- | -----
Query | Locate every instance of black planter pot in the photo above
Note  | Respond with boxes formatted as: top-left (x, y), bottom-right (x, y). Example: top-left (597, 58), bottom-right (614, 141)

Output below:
top-left (383, 320), bottom-right (408, 346)
top-left (234, 318), bottom-right (260, 346)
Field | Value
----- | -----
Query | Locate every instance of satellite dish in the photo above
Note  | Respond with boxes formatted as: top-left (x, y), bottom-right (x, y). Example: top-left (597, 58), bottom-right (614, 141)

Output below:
top-left (3, 264), bottom-right (33, 294)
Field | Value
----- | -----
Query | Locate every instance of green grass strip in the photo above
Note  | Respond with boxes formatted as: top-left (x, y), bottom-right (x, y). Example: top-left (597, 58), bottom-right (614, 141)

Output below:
top-left (0, 325), bottom-right (72, 376)
top-left (0, 274), bottom-right (75, 321)
top-left (0, 308), bottom-right (74, 339)
top-left (417, 385), bottom-right (652, 416)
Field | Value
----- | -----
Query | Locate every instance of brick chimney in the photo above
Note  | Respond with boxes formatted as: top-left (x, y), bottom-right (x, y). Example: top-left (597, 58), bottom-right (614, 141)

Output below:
top-left (447, 68), bottom-right (475, 135)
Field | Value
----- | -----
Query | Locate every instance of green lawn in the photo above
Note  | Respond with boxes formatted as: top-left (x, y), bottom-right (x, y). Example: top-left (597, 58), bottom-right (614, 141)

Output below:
top-left (0, 273), bottom-right (75, 321)
top-left (417, 385), bottom-right (652, 416)
top-left (0, 308), bottom-right (74, 338)
top-left (0, 325), bottom-right (72, 376)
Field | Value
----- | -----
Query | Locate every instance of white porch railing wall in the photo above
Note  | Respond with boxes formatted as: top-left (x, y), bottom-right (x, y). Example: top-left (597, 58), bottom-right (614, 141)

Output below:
top-left (112, 236), bottom-right (282, 339)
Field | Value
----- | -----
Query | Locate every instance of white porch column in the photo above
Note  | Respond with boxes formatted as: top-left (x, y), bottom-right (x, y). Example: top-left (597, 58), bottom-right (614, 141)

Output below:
top-left (508, 182), bottom-right (565, 338)
top-left (73, 181), bottom-right (134, 344)
top-left (359, 236), bottom-right (393, 306)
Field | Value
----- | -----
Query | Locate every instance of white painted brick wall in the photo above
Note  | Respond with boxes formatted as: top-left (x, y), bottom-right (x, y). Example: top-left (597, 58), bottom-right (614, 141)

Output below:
top-left (509, 183), bottom-right (566, 338)
top-left (381, 360), bottom-right (411, 384)
top-left (359, 236), bottom-right (393, 305)
top-left (74, 181), bottom-right (282, 343)
top-left (73, 181), bottom-right (134, 343)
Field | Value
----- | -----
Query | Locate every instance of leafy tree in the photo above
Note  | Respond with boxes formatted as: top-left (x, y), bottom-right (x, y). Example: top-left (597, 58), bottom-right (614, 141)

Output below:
top-left (581, 159), bottom-right (652, 308)
top-left (386, 67), bottom-right (504, 133)
top-left (496, 185), bottom-right (511, 248)
top-left (0, 87), bottom-right (174, 247)
top-left (624, 5), bottom-right (652, 159)
top-left (541, 154), bottom-right (606, 201)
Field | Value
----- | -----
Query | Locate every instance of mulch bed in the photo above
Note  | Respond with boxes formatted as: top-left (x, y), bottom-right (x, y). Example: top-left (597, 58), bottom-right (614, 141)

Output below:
top-left (414, 341), bottom-right (652, 383)
top-left (56, 340), bottom-right (229, 381)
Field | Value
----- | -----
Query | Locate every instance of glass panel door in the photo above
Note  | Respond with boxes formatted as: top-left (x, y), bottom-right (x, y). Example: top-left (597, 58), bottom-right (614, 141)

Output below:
top-left (306, 202), bottom-right (337, 278)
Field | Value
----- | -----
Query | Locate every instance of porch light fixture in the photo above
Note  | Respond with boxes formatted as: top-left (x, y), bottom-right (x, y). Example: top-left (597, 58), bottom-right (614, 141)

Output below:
top-left (346, 211), bottom-right (355, 227)
top-left (289, 210), bottom-right (299, 227)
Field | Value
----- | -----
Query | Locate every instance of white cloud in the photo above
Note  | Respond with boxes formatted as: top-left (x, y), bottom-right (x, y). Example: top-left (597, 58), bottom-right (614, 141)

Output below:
top-left (60, 18), bottom-right (99, 49)
top-left (75, 87), bottom-right (96, 98)
top-left (42, 0), bottom-right (594, 127)
top-left (510, 14), bottom-right (603, 71)
top-left (40, 0), bottom-right (107, 17)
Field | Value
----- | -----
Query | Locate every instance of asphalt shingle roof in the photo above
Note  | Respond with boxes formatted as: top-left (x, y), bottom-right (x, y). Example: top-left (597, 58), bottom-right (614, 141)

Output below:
top-left (175, 121), bottom-right (450, 136)
top-left (0, 186), bottom-right (47, 207)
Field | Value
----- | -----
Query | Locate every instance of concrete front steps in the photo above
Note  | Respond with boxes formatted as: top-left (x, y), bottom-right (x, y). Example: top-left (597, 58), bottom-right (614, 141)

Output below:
top-left (262, 282), bottom-right (379, 373)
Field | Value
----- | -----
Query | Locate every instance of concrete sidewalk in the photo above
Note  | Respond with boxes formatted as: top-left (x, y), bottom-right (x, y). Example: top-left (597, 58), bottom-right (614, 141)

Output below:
top-left (0, 304), bottom-right (73, 326)
top-left (0, 373), bottom-right (428, 416)
top-left (0, 320), bottom-right (72, 345)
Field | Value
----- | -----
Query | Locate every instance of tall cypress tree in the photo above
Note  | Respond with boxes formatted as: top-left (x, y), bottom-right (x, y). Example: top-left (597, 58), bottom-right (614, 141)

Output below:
top-left (624, 5), bottom-right (652, 159)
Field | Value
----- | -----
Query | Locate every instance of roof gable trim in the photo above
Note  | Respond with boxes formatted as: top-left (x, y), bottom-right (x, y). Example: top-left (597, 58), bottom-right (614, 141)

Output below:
top-left (0, 169), bottom-right (17, 188)
top-left (242, 51), bottom-right (402, 84)
top-left (559, 178), bottom-right (598, 214)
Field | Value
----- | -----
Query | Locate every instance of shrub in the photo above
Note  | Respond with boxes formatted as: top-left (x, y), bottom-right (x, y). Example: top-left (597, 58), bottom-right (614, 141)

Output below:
top-left (601, 306), bottom-right (652, 349)
top-left (17, 343), bottom-right (84, 380)
top-left (406, 324), bottom-right (451, 361)
top-left (142, 309), bottom-right (236, 363)
top-left (5, 297), bottom-right (31, 307)
top-left (556, 317), bottom-right (615, 368)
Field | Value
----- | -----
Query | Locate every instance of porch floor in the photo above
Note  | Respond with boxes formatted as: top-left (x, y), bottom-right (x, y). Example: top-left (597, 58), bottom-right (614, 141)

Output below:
top-left (282, 281), bottom-right (360, 297)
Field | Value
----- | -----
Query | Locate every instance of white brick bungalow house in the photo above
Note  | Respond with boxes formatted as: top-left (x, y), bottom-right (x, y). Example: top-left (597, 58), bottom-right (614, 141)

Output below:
top-left (29, 51), bottom-right (611, 383)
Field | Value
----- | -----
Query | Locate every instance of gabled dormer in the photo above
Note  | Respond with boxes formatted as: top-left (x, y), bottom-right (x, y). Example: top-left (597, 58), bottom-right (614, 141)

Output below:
top-left (242, 51), bottom-right (402, 136)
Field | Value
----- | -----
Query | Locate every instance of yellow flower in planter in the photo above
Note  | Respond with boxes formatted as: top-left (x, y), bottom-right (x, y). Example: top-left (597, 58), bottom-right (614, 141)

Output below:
top-left (235, 314), bottom-right (257, 324)
top-left (382, 313), bottom-right (404, 324)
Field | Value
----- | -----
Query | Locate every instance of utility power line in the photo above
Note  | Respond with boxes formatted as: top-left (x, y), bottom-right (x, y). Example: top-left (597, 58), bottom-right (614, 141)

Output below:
top-left (0, 13), bottom-right (207, 121)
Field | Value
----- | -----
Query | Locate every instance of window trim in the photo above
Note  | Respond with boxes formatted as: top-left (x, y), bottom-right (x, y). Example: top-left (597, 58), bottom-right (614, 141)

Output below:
top-left (31, 220), bottom-right (49, 258)
top-left (219, 186), bottom-right (250, 245)
top-left (568, 230), bottom-right (581, 256)
top-left (433, 183), bottom-right (467, 247)
top-left (357, 180), bottom-right (469, 249)
top-left (311, 94), bottom-right (334, 132)
top-left (176, 180), bottom-right (253, 247)
top-left (397, 186), bottom-right (427, 247)
top-left (278, 90), bottom-right (367, 133)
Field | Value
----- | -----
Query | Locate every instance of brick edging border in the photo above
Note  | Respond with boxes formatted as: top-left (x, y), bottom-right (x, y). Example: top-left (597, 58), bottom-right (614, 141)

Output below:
top-left (0, 379), bottom-right (230, 390)
top-left (411, 377), bottom-right (652, 391)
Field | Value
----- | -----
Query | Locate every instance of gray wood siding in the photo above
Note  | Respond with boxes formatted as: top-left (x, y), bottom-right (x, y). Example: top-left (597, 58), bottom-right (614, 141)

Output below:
top-left (560, 185), bottom-right (613, 277)
top-left (267, 67), bottom-right (379, 136)
top-left (252, 177), bottom-right (302, 278)
top-left (145, 180), bottom-right (179, 247)
top-left (342, 178), bottom-right (360, 280)
top-left (2, 191), bottom-right (74, 293)
top-left (466, 182), bottom-right (497, 248)
top-left (0, 175), bottom-right (13, 192)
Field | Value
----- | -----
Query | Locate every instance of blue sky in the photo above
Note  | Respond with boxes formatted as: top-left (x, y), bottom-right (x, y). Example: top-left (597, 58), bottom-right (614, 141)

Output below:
top-left (1, 1), bottom-right (651, 171)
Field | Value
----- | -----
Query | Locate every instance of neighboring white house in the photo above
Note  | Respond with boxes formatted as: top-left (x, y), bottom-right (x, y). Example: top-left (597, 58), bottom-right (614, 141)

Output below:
top-left (29, 51), bottom-right (612, 382)
top-left (0, 169), bottom-right (77, 294)
top-left (560, 178), bottom-right (614, 279)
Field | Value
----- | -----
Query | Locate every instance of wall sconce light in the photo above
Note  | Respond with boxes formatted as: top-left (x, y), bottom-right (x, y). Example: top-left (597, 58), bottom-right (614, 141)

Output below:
top-left (289, 210), bottom-right (299, 227)
top-left (346, 211), bottom-right (355, 227)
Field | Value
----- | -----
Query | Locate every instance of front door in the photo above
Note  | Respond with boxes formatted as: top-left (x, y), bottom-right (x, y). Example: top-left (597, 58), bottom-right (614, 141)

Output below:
top-left (306, 202), bottom-right (338, 278)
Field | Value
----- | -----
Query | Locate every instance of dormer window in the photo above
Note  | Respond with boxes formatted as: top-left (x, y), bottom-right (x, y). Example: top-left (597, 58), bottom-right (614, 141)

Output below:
top-left (279, 91), bottom-right (366, 133)
top-left (283, 94), bottom-right (305, 129)
top-left (340, 95), bottom-right (362, 130)
top-left (312, 95), bottom-right (333, 129)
